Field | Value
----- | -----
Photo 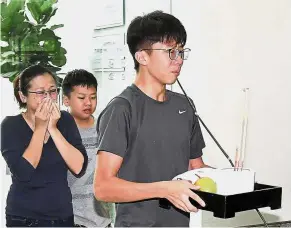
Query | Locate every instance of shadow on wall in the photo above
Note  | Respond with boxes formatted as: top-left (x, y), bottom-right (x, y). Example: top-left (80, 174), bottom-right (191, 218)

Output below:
top-left (6, 166), bottom-right (10, 175)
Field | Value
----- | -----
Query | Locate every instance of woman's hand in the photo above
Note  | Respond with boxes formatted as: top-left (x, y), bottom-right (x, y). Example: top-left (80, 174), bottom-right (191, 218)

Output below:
top-left (35, 98), bottom-right (53, 131)
top-left (48, 101), bottom-right (61, 133)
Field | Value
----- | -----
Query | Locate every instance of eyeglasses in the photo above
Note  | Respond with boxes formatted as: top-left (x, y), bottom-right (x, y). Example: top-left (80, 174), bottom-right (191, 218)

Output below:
top-left (140, 48), bottom-right (191, 60)
top-left (27, 88), bottom-right (60, 98)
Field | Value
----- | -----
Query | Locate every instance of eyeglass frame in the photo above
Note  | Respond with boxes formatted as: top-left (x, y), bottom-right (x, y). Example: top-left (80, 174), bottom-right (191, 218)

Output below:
top-left (27, 88), bottom-right (60, 97)
top-left (139, 48), bottom-right (191, 60)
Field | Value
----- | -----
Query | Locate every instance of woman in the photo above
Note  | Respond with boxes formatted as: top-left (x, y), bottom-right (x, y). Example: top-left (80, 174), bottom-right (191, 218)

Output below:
top-left (0, 65), bottom-right (88, 227)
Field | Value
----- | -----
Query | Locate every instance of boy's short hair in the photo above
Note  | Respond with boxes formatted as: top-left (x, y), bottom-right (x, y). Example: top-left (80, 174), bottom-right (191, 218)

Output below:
top-left (62, 69), bottom-right (98, 97)
top-left (127, 10), bottom-right (187, 71)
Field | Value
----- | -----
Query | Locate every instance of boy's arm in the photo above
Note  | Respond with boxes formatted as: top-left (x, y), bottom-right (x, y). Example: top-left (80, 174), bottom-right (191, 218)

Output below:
top-left (93, 151), bottom-right (205, 212)
top-left (189, 157), bottom-right (212, 170)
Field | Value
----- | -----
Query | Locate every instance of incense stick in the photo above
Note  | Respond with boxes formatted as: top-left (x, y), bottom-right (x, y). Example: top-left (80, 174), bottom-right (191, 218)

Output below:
top-left (240, 88), bottom-right (249, 171)
top-left (234, 147), bottom-right (240, 171)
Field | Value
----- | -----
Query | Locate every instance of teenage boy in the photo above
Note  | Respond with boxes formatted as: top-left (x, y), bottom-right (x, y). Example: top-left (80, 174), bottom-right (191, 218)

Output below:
top-left (94, 11), bottom-right (209, 227)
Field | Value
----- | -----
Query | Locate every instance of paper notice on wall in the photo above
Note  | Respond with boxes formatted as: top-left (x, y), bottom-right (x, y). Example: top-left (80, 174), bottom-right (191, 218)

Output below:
top-left (92, 33), bottom-right (126, 72)
top-left (94, 0), bottom-right (124, 29)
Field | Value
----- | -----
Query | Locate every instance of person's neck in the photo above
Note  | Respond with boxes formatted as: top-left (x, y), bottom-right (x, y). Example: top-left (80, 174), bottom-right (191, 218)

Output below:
top-left (23, 109), bottom-right (36, 127)
top-left (134, 69), bottom-right (167, 102)
top-left (73, 115), bottom-right (94, 129)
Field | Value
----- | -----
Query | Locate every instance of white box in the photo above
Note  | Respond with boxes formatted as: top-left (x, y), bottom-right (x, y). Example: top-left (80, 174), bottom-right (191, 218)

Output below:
top-left (174, 167), bottom-right (255, 195)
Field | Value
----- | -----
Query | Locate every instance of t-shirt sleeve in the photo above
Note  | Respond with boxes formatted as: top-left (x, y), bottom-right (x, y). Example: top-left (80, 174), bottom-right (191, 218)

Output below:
top-left (1, 116), bottom-right (35, 182)
top-left (60, 111), bottom-right (88, 177)
top-left (96, 98), bottom-right (131, 158)
top-left (189, 101), bottom-right (206, 159)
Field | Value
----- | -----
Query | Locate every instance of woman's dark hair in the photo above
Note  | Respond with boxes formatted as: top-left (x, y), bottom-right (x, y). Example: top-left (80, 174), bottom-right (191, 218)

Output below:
top-left (62, 69), bottom-right (98, 97)
top-left (127, 10), bottom-right (187, 71)
top-left (13, 65), bottom-right (56, 108)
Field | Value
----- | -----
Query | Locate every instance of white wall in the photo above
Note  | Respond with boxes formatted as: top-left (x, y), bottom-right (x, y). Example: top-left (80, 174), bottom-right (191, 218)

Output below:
top-left (172, 0), bottom-right (291, 226)
top-left (94, 0), bottom-right (172, 114)
top-left (48, 0), bottom-right (98, 72)
top-left (0, 78), bottom-right (19, 227)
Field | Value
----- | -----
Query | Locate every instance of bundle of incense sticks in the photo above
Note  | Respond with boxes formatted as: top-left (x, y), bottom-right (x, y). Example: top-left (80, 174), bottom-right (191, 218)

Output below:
top-left (234, 147), bottom-right (244, 171)
top-left (235, 88), bottom-right (249, 171)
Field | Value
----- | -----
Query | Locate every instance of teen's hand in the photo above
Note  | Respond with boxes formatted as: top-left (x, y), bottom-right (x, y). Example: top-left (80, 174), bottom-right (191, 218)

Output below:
top-left (163, 180), bottom-right (205, 213)
top-left (48, 101), bottom-right (61, 132)
top-left (35, 98), bottom-right (53, 131)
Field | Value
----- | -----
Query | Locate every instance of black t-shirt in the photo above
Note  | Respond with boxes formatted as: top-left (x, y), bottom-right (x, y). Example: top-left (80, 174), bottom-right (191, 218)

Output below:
top-left (0, 111), bottom-right (88, 220)
top-left (97, 84), bottom-right (205, 227)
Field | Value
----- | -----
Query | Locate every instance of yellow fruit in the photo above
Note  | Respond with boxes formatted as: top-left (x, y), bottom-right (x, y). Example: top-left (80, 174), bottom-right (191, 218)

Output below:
top-left (194, 177), bottom-right (217, 193)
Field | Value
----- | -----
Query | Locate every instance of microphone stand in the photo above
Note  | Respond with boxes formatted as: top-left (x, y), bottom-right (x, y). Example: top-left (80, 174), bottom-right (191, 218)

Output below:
top-left (176, 79), bottom-right (269, 227)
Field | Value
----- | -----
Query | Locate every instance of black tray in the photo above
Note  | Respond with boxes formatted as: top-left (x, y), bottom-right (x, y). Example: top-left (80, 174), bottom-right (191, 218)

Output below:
top-left (159, 183), bottom-right (282, 218)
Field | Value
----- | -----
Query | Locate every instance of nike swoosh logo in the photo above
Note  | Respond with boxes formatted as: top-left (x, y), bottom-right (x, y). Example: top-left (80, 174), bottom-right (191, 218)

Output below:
top-left (179, 110), bottom-right (186, 114)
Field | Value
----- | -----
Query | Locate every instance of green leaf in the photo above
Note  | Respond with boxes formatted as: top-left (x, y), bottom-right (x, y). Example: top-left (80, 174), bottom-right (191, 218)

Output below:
top-left (14, 19), bottom-right (30, 35)
top-left (1, 51), bottom-right (15, 58)
top-left (0, 58), bottom-right (18, 67)
top-left (34, 24), bottom-right (45, 30)
top-left (50, 47), bottom-right (66, 67)
top-left (49, 8), bottom-right (57, 20)
top-left (20, 32), bottom-right (41, 54)
top-left (40, 14), bottom-right (50, 25)
top-left (1, 59), bottom-right (22, 66)
top-left (38, 28), bottom-right (57, 42)
top-left (1, 17), bottom-right (12, 34)
top-left (42, 39), bottom-right (60, 52)
top-left (1, 2), bottom-right (8, 19)
top-left (27, 2), bottom-right (41, 23)
top-left (1, 34), bottom-right (9, 42)
top-left (2, 71), bottom-right (18, 79)
top-left (27, 0), bottom-right (42, 10)
top-left (39, 0), bottom-right (57, 24)
top-left (1, 60), bottom-right (20, 74)
top-left (4, 12), bottom-right (26, 39)
top-left (0, 45), bottom-right (11, 52)
top-left (9, 71), bottom-right (21, 82)
top-left (50, 24), bottom-right (64, 30)
top-left (0, 59), bottom-right (11, 68)
top-left (40, 0), bottom-right (53, 13)
top-left (10, 12), bottom-right (26, 32)
top-left (6, 0), bottom-right (25, 18)
top-left (60, 46), bottom-right (67, 55)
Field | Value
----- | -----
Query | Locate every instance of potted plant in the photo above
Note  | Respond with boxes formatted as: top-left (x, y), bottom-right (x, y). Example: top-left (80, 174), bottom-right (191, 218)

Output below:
top-left (1, 0), bottom-right (67, 86)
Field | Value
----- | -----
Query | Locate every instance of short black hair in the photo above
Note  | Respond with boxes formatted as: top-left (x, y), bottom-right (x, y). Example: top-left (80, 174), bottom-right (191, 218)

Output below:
top-left (127, 10), bottom-right (187, 71)
top-left (13, 65), bottom-right (56, 108)
top-left (62, 69), bottom-right (98, 97)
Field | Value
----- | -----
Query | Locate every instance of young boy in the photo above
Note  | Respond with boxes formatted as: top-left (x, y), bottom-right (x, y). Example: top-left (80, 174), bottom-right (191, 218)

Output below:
top-left (62, 69), bottom-right (114, 227)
